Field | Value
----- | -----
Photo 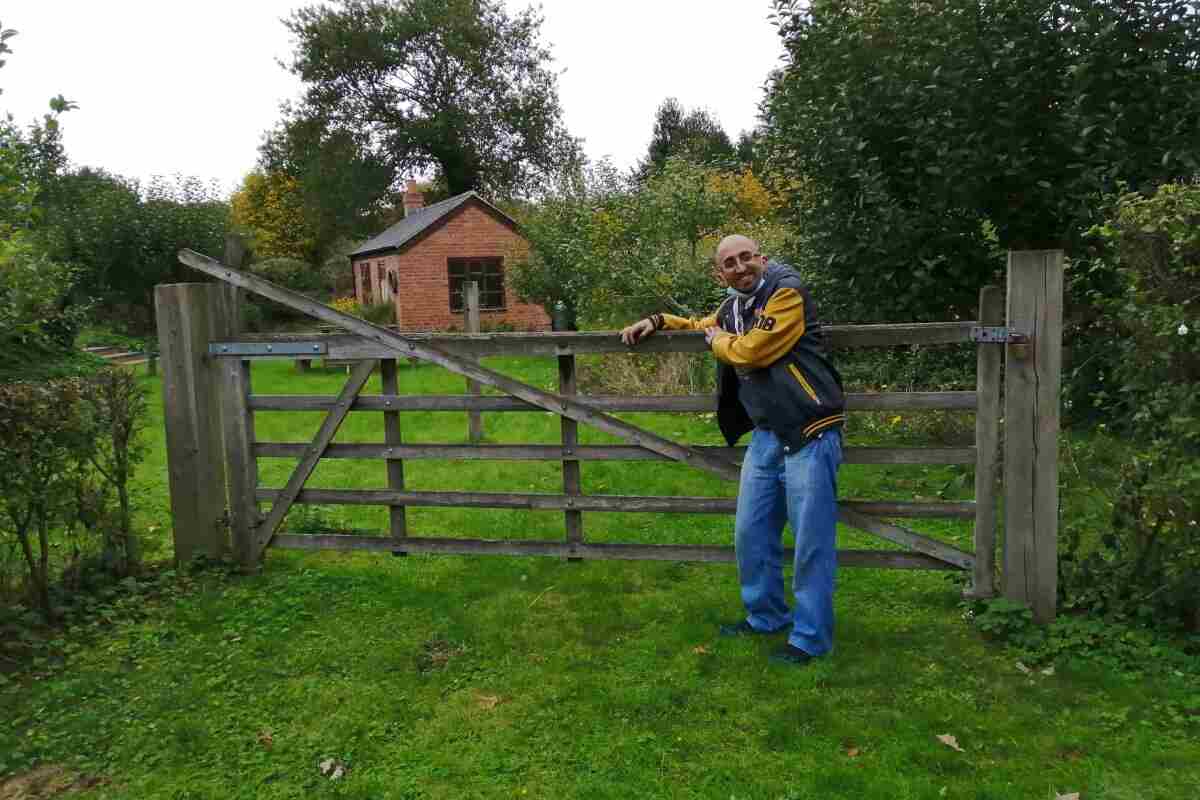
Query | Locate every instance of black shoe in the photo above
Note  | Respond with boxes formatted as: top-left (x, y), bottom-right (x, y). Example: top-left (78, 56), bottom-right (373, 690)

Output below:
top-left (769, 644), bottom-right (815, 666)
top-left (718, 620), bottom-right (783, 637)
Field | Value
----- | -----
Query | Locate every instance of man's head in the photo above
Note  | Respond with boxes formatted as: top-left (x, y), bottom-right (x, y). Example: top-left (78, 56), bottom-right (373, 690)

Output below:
top-left (714, 234), bottom-right (766, 293)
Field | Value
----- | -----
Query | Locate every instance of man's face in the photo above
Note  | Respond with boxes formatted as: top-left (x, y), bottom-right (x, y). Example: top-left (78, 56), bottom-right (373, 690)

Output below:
top-left (715, 237), bottom-right (766, 293)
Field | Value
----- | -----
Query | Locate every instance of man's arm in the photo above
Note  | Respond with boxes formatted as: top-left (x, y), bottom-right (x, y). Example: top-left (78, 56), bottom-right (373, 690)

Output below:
top-left (619, 311), bottom-right (719, 345)
top-left (706, 287), bottom-right (807, 368)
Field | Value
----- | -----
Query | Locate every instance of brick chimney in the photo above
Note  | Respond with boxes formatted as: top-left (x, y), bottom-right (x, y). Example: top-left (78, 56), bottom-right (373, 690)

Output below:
top-left (403, 180), bottom-right (425, 217)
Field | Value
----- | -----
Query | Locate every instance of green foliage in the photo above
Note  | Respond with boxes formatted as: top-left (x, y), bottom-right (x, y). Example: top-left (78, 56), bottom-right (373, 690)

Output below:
top-left (763, 0), bottom-right (1200, 321)
top-left (0, 234), bottom-right (90, 371)
top-left (638, 97), bottom-right (736, 179)
top-left (1056, 183), bottom-right (1200, 631)
top-left (249, 257), bottom-right (323, 294)
top-left (360, 301), bottom-right (395, 325)
top-left (0, 371), bottom-right (148, 618)
top-left (509, 157), bottom-right (787, 327)
top-left (278, 0), bottom-right (579, 197)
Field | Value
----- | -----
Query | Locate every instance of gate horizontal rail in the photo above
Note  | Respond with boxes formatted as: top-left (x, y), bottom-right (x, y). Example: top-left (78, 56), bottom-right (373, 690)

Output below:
top-left (248, 391), bottom-right (977, 412)
top-left (271, 534), bottom-right (960, 570)
top-left (254, 442), bottom-right (975, 465)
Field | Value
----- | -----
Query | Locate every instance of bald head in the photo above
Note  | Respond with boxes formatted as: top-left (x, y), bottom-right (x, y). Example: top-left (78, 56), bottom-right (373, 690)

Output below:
top-left (714, 234), bottom-right (766, 292)
top-left (715, 235), bottom-right (760, 266)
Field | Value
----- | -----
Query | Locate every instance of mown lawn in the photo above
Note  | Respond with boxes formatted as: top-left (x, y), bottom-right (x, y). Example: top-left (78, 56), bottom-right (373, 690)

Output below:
top-left (2, 357), bottom-right (1197, 799)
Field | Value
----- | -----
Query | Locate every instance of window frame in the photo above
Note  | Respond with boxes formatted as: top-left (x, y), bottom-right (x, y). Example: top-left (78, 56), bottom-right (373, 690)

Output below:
top-left (447, 257), bottom-right (506, 313)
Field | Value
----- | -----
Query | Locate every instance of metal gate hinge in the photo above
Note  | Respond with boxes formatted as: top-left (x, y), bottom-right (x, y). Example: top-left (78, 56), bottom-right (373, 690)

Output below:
top-left (970, 326), bottom-right (1029, 344)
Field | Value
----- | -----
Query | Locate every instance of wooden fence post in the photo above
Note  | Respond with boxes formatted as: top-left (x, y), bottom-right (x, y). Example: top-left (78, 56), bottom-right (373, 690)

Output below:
top-left (154, 283), bottom-right (229, 564)
top-left (968, 285), bottom-right (1003, 599)
top-left (1003, 250), bottom-right (1064, 623)
top-left (465, 281), bottom-right (483, 443)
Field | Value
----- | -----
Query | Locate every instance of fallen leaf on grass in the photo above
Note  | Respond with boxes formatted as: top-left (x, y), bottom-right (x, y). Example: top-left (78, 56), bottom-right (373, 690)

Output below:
top-left (691, 645), bottom-right (710, 655)
top-left (476, 693), bottom-right (502, 711)
top-left (845, 747), bottom-right (861, 758)
top-left (1041, 665), bottom-right (1056, 676)
top-left (936, 734), bottom-right (964, 752)
top-left (318, 758), bottom-right (347, 780)
top-left (1055, 793), bottom-right (1080, 800)
top-left (257, 729), bottom-right (274, 749)
top-left (1015, 661), bottom-right (1032, 674)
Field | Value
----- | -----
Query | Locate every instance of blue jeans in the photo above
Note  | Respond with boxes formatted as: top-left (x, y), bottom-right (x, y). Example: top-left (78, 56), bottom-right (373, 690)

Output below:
top-left (734, 427), bottom-right (842, 656)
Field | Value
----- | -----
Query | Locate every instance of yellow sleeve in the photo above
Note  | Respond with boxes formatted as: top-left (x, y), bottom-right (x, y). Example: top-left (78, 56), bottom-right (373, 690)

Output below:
top-left (709, 287), bottom-right (806, 369)
top-left (655, 311), bottom-right (719, 331)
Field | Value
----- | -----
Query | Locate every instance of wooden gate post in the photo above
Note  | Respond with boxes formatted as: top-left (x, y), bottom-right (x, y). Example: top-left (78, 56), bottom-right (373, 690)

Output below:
top-left (1003, 250), bottom-right (1064, 623)
top-left (155, 283), bottom-right (230, 564)
top-left (465, 281), bottom-right (484, 443)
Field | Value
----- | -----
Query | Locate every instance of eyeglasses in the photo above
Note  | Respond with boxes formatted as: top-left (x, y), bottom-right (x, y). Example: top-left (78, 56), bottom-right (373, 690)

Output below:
top-left (720, 250), bottom-right (761, 271)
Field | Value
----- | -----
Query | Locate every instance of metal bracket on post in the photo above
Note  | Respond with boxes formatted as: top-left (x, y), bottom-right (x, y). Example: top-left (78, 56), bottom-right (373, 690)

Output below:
top-left (972, 326), bottom-right (1031, 359)
top-left (969, 326), bottom-right (1029, 345)
top-left (209, 342), bottom-right (327, 357)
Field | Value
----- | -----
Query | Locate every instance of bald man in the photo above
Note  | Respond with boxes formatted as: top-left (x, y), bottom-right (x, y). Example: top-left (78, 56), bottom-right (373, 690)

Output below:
top-left (620, 235), bottom-right (846, 665)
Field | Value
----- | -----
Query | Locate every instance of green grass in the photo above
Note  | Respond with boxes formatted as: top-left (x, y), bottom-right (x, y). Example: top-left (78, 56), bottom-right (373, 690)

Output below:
top-left (2, 358), bottom-right (1198, 799)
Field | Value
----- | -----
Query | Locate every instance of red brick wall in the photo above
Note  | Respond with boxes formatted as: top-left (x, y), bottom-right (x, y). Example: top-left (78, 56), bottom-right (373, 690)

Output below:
top-left (384, 203), bottom-right (550, 332)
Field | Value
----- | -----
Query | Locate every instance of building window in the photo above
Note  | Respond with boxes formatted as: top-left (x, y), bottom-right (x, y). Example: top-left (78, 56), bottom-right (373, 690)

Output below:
top-left (448, 257), bottom-right (505, 312)
top-left (387, 270), bottom-right (398, 295)
top-left (359, 263), bottom-right (373, 304)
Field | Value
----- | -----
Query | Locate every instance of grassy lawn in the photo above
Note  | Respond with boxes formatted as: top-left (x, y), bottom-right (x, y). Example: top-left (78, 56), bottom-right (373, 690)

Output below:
top-left (2, 358), bottom-right (1198, 799)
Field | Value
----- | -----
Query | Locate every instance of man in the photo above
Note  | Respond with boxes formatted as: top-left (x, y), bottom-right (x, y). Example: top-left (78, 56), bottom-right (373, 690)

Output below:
top-left (619, 235), bottom-right (845, 665)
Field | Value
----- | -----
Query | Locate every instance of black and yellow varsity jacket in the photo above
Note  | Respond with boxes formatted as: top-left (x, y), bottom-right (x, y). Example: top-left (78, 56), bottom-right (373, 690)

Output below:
top-left (649, 261), bottom-right (845, 452)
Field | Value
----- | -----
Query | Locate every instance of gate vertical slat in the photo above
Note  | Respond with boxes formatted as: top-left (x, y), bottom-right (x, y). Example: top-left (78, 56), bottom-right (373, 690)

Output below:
top-left (558, 353), bottom-right (583, 555)
top-left (380, 358), bottom-right (408, 552)
top-left (969, 285), bottom-right (1003, 598)
top-left (465, 282), bottom-right (483, 443)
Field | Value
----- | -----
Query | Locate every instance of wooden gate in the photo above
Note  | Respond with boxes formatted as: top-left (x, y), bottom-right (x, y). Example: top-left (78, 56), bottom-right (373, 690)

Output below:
top-left (158, 249), bottom-right (1062, 618)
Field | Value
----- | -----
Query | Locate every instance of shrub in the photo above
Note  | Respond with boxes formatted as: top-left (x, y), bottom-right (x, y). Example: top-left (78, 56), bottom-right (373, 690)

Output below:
top-left (1058, 183), bottom-right (1200, 631)
top-left (361, 301), bottom-right (395, 325)
top-left (0, 369), bottom-right (148, 619)
top-left (250, 256), bottom-right (323, 293)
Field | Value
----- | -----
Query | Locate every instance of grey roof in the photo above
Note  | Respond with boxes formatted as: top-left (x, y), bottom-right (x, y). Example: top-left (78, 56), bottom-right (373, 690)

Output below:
top-left (349, 191), bottom-right (518, 258)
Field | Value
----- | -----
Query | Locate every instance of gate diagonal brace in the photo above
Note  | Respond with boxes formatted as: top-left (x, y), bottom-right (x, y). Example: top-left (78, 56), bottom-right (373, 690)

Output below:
top-left (178, 249), bottom-right (741, 484)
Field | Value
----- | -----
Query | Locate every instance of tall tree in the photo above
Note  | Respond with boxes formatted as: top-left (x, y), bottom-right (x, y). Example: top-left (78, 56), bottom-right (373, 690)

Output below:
top-left (639, 98), bottom-right (736, 179)
top-left (763, 0), bottom-right (1200, 321)
top-left (230, 170), bottom-right (315, 262)
top-left (279, 0), bottom-right (579, 198)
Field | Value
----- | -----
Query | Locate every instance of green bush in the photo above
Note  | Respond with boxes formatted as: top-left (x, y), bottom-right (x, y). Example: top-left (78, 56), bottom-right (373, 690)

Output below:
top-left (1058, 183), bottom-right (1200, 631)
top-left (250, 256), bottom-right (323, 293)
top-left (0, 370), bottom-right (148, 619)
top-left (361, 301), bottom-right (395, 325)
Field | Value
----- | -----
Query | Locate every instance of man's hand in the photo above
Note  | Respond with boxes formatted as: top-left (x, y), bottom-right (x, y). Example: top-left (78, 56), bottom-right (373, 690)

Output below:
top-left (620, 318), bottom-right (656, 346)
top-left (704, 326), bottom-right (723, 346)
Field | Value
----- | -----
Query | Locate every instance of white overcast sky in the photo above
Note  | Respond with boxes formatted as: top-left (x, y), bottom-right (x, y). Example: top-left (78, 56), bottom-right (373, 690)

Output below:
top-left (1, 1), bottom-right (784, 196)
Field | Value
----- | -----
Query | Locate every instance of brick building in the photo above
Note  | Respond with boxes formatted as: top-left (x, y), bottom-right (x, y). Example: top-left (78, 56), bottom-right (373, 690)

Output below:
top-left (349, 182), bottom-right (550, 332)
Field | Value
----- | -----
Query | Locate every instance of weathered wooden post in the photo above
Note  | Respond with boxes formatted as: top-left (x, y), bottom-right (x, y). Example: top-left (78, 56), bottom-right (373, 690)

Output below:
top-left (465, 281), bottom-right (483, 443)
top-left (1003, 250), bottom-right (1064, 623)
top-left (968, 285), bottom-right (1003, 599)
top-left (154, 283), bottom-right (231, 564)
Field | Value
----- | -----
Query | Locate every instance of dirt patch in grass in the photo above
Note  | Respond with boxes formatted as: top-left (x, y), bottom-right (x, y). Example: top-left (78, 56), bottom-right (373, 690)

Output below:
top-left (416, 638), bottom-right (465, 673)
top-left (0, 765), bottom-right (108, 799)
